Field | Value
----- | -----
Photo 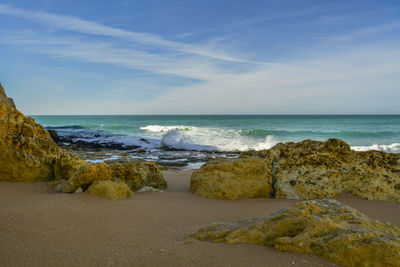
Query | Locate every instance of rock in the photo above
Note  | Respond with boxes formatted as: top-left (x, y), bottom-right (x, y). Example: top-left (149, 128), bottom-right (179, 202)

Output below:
top-left (0, 84), bottom-right (158, 200)
top-left (60, 162), bottom-right (112, 193)
top-left (0, 83), bottom-right (16, 108)
top-left (344, 150), bottom-right (400, 202)
top-left (87, 180), bottom-right (133, 200)
top-left (53, 154), bottom-right (88, 181)
top-left (135, 148), bottom-right (146, 153)
top-left (190, 157), bottom-right (272, 200)
top-left (267, 139), bottom-right (353, 200)
top-left (47, 129), bottom-right (60, 143)
top-left (0, 101), bottom-right (67, 182)
top-left (111, 160), bottom-right (167, 191)
top-left (191, 199), bottom-right (400, 267)
top-left (191, 139), bottom-right (400, 202)
top-left (253, 139), bottom-right (400, 202)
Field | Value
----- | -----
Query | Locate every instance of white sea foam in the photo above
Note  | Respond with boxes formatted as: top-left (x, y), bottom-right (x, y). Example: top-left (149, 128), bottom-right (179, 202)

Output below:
top-left (157, 126), bottom-right (278, 152)
top-left (140, 125), bottom-right (192, 132)
top-left (351, 143), bottom-right (400, 153)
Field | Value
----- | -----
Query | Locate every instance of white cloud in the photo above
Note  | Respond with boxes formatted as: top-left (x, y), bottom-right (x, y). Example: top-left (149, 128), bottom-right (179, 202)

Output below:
top-left (0, 4), bottom-right (259, 63)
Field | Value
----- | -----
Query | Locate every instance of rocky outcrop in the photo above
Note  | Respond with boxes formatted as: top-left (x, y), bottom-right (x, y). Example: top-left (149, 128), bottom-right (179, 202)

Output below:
top-left (87, 180), bottom-right (133, 200)
top-left (111, 160), bottom-right (167, 191)
top-left (0, 83), bottom-right (16, 108)
top-left (192, 139), bottom-right (400, 202)
top-left (56, 162), bottom-right (112, 193)
top-left (251, 139), bottom-right (400, 202)
top-left (0, 84), bottom-right (160, 201)
top-left (0, 102), bottom-right (66, 182)
top-left (191, 199), bottom-right (400, 267)
top-left (190, 157), bottom-right (272, 200)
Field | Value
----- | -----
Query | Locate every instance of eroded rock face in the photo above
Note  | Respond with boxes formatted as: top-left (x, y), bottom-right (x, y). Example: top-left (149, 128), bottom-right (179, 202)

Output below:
top-left (111, 160), bottom-right (167, 191)
top-left (0, 103), bottom-right (66, 182)
top-left (190, 157), bottom-right (272, 200)
top-left (194, 139), bottom-right (400, 202)
top-left (0, 83), bottom-right (16, 108)
top-left (191, 199), bottom-right (400, 267)
top-left (252, 139), bottom-right (400, 202)
top-left (87, 180), bottom-right (133, 200)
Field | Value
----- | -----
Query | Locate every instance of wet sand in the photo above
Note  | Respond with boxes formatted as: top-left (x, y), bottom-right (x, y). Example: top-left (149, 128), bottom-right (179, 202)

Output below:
top-left (0, 170), bottom-right (399, 267)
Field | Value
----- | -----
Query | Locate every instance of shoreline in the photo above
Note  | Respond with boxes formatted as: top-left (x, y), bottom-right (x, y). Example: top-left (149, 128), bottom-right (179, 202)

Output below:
top-left (1, 170), bottom-right (399, 266)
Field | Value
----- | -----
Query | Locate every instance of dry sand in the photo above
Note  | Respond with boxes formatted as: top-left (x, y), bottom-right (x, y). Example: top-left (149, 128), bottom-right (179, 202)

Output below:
top-left (0, 170), bottom-right (399, 267)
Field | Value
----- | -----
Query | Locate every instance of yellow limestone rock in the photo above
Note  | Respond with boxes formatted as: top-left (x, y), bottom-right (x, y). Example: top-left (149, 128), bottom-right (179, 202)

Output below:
top-left (0, 83), bottom-right (16, 108)
top-left (190, 157), bottom-right (272, 200)
top-left (247, 139), bottom-right (400, 202)
top-left (191, 199), bottom-right (400, 267)
top-left (111, 160), bottom-right (166, 191)
top-left (0, 103), bottom-right (66, 182)
top-left (59, 162), bottom-right (112, 193)
top-left (87, 180), bottom-right (133, 200)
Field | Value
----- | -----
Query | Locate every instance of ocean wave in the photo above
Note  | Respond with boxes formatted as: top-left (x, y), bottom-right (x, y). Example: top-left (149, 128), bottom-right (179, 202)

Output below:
top-left (159, 129), bottom-right (278, 152)
top-left (160, 130), bottom-right (216, 151)
top-left (351, 143), bottom-right (400, 153)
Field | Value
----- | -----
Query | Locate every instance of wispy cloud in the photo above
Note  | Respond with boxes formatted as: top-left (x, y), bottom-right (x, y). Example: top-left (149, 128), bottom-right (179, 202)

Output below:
top-left (0, 4), bottom-right (260, 64)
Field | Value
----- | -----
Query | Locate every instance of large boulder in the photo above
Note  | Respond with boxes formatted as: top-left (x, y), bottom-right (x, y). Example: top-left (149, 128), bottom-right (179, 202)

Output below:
top-left (194, 139), bottom-right (400, 202)
top-left (57, 162), bottom-right (112, 193)
top-left (190, 157), bottom-right (272, 200)
top-left (87, 180), bottom-right (133, 200)
top-left (111, 160), bottom-right (167, 191)
top-left (265, 139), bottom-right (354, 199)
top-left (191, 199), bottom-right (400, 267)
top-left (0, 83), bottom-right (16, 108)
top-left (253, 139), bottom-right (400, 202)
top-left (0, 102), bottom-right (66, 182)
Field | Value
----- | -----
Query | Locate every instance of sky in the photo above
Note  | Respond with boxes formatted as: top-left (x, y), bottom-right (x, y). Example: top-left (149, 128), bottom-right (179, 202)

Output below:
top-left (0, 0), bottom-right (399, 115)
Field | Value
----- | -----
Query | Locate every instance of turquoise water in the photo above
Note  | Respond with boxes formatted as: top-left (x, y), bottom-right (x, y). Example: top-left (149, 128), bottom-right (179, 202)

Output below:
top-left (32, 115), bottom-right (400, 153)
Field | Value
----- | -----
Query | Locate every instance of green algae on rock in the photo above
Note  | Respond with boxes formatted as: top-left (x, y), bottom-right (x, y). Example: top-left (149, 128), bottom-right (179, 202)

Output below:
top-left (190, 157), bottom-right (272, 200)
top-left (191, 199), bottom-right (400, 267)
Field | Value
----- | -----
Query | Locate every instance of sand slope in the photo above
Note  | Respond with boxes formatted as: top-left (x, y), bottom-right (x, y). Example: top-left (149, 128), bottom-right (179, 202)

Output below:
top-left (1, 170), bottom-right (399, 266)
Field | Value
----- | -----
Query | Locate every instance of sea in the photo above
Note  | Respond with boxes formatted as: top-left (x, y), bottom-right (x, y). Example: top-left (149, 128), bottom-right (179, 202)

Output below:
top-left (32, 115), bottom-right (400, 168)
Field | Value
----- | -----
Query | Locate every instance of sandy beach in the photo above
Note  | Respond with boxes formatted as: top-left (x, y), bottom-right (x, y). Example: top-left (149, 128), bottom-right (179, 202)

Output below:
top-left (0, 170), bottom-right (398, 267)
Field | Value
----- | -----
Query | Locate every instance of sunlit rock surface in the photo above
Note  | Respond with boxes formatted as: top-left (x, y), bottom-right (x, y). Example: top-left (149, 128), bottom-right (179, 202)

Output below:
top-left (59, 162), bottom-right (112, 193)
top-left (111, 160), bottom-right (167, 191)
top-left (87, 180), bottom-right (133, 200)
top-left (0, 102), bottom-right (66, 182)
top-left (0, 84), bottom-right (162, 200)
top-left (0, 83), bottom-right (16, 108)
top-left (190, 157), bottom-right (272, 200)
top-left (250, 139), bottom-right (400, 202)
top-left (194, 139), bottom-right (400, 202)
top-left (191, 199), bottom-right (400, 267)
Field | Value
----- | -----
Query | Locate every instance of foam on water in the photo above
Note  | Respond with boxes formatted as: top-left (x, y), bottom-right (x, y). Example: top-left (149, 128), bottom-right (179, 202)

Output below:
top-left (156, 126), bottom-right (278, 152)
top-left (141, 125), bottom-right (192, 132)
top-left (351, 143), bottom-right (400, 153)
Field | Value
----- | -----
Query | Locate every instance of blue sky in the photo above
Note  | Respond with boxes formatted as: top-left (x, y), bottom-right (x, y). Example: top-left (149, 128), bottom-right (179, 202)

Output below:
top-left (0, 0), bottom-right (399, 114)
